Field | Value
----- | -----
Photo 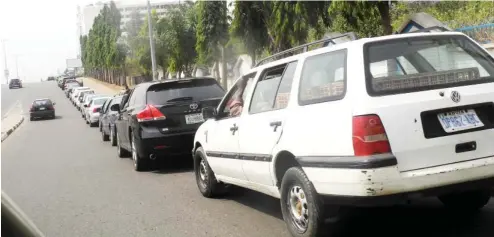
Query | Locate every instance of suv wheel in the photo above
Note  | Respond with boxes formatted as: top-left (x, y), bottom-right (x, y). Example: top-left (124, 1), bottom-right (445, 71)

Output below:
top-left (439, 189), bottom-right (491, 212)
top-left (194, 147), bottom-right (226, 197)
top-left (116, 131), bottom-right (130, 158)
top-left (110, 127), bottom-right (117, 146)
top-left (280, 167), bottom-right (330, 237)
top-left (131, 137), bottom-right (147, 172)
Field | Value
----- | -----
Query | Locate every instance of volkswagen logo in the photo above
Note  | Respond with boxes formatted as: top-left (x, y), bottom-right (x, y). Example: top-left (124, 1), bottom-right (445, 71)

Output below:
top-left (189, 103), bottom-right (199, 110)
top-left (450, 91), bottom-right (461, 103)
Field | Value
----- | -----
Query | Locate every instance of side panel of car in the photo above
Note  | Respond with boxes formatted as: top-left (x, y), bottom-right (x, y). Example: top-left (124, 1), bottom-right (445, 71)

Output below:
top-left (117, 89), bottom-right (135, 150)
top-left (238, 62), bottom-right (299, 186)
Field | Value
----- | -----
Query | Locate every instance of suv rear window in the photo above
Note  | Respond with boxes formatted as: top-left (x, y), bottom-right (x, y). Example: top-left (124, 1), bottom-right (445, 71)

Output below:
top-left (146, 79), bottom-right (225, 104)
top-left (10, 79), bottom-right (20, 83)
top-left (365, 35), bottom-right (494, 96)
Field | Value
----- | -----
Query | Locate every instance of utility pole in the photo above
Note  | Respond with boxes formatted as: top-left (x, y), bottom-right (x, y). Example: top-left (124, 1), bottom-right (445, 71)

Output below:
top-left (15, 55), bottom-right (19, 78)
top-left (146, 0), bottom-right (157, 81)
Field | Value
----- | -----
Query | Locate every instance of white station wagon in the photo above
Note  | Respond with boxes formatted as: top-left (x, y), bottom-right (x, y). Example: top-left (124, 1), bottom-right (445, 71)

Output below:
top-left (192, 31), bottom-right (494, 237)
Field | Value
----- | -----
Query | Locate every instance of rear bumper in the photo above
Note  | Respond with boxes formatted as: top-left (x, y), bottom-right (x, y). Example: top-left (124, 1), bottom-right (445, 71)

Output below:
top-left (88, 113), bottom-right (100, 123)
top-left (137, 131), bottom-right (195, 158)
top-left (300, 154), bottom-right (494, 206)
top-left (30, 111), bottom-right (55, 118)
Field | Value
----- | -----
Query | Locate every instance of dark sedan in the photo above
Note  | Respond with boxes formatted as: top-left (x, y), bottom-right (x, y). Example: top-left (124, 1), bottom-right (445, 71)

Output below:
top-left (30, 99), bottom-right (56, 121)
top-left (9, 79), bottom-right (22, 89)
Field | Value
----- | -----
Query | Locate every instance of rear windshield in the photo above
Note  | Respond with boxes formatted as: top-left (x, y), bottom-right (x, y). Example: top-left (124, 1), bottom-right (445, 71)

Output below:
top-left (146, 79), bottom-right (225, 104)
top-left (93, 98), bottom-right (108, 105)
top-left (365, 35), bottom-right (494, 95)
top-left (10, 79), bottom-right (20, 83)
top-left (34, 100), bottom-right (52, 106)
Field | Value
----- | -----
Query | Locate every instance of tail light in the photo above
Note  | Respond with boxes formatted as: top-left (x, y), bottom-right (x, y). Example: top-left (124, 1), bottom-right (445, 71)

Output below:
top-left (136, 104), bottom-right (166, 122)
top-left (93, 107), bottom-right (100, 113)
top-left (352, 115), bottom-right (391, 156)
top-left (29, 105), bottom-right (34, 112)
top-left (47, 105), bottom-right (54, 110)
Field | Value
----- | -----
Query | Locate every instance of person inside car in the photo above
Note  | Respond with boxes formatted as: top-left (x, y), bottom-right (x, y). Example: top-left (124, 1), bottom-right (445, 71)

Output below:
top-left (228, 78), bottom-right (248, 117)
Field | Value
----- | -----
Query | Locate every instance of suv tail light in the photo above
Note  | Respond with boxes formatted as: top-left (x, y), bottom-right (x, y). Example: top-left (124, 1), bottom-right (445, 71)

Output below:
top-left (47, 105), bottom-right (54, 110)
top-left (352, 115), bottom-right (391, 156)
top-left (136, 104), bottom-right (166, 122)
top-left (92, 107), bottom-right (99, 113)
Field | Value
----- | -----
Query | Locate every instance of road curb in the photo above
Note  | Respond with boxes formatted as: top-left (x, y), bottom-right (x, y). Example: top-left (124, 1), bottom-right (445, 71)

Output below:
top-left (1, 116), bottom-right (25, 142)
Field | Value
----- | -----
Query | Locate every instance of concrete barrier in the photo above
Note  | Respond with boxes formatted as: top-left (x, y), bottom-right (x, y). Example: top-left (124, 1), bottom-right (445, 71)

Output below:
top-left (1, 101), bottom-right (25, 142)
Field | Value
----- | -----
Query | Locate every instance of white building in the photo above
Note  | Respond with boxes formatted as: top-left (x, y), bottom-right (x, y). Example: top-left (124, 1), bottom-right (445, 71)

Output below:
top-left (77, 0), bottom-right (179, 38)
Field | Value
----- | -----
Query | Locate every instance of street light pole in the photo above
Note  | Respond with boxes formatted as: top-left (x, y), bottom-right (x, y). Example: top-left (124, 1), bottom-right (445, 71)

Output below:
top-left (146, 0), bottom-right (158, 81)
top-left (2, 39), bottom-right (8, 84)
top-left (15, 56), bottom-right (19, 78)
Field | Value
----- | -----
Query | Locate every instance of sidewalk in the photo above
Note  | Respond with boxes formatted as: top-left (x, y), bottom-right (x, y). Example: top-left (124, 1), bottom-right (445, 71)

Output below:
top-left (82, 77), bottom-right (124, 95)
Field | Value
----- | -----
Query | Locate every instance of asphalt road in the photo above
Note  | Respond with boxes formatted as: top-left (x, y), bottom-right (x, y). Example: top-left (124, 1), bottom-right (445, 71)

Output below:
top-left (2, 82), bottom-right (494, 237)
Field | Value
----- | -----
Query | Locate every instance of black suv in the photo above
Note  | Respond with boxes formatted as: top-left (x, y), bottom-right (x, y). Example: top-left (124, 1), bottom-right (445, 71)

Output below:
top-left (114, 78), bottom-right (225, 171)
top-left (9, 79), bottom-right (22, 89)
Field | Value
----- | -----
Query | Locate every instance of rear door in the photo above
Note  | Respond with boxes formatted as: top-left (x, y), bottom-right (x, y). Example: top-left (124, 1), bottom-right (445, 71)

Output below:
top-left (143, 79), bottom-right (225, 134)
top-left (363, 35), bottom-right (494, 172)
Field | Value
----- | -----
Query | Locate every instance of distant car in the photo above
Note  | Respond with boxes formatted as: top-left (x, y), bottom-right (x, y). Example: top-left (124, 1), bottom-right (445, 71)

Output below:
top-left (9, 79), bottom-right (22, 89)
top-left (99, 95), bottom-right (123, 145)
top-left (82, 94), bottom-right (106, 117)
top-left (29, 99), bottom-right (56, 121)
top-left (76, 90), bottom-right (95, 110)
top-left (65, 83), bottom-right (81, 97)
top-left (70, 87), bottom-right (91, 103)
top-left (85, 96), bottom-right (110, 127)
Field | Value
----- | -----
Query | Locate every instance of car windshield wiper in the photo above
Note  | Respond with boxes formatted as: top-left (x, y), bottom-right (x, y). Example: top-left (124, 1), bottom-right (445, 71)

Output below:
top-left (166, 96), bottom-right (193, 102)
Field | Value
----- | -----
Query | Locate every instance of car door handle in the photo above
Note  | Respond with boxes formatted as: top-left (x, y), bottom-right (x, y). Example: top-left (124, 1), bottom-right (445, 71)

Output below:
top-left (230, 124), bottom-right (238, 135)
top-left (270, 121), bottom-right (282, 132)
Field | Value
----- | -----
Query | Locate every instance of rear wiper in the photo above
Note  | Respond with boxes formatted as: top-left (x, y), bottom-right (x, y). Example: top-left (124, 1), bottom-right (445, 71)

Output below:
top-left (166, 97), bottom-right (193, 102)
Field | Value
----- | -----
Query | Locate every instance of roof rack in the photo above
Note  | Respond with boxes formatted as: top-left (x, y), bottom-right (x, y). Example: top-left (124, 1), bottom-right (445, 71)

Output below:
top-left (255, 32), bottom-right (358, 67)
top-left (405, 26), bottom-right (451, 34)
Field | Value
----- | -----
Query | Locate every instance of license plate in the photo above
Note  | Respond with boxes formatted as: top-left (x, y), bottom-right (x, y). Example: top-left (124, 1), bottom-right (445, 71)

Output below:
top-left (437, 109), bottom-right (484, 133)
top-left (185, 113), bottom-right (204, 124)
top-left (39, 107), bottom-right (46, 111)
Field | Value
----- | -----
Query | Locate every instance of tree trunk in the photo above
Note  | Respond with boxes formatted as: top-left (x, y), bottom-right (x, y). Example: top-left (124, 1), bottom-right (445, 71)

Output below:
top-left (250, 50), bottom-right (256, 68)
top-left (214, 61), bottom-right (220, 83)
top-left (220, 46), bottom-right (228, 89)
top-left (377, 2), bottom-right (393, 35)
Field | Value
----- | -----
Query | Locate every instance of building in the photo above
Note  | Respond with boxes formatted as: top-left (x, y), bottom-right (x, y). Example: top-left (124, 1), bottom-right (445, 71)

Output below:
top-left (77, 0), bottom-right (178, 38)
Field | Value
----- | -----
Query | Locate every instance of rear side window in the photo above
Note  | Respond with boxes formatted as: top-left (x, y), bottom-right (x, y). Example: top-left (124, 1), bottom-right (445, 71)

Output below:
top-left (365, 35), bottom-right (494, 96)
top-left (146, 79), bottom-right (225, 105)
top-left (299, 50), bottom-right (347, 105)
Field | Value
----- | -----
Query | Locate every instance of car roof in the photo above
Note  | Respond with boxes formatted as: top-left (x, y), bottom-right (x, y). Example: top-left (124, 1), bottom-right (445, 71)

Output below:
top-left (34, 98), bottom-right (51, 101)
top-left (134, 77), bottom-right (218, 89)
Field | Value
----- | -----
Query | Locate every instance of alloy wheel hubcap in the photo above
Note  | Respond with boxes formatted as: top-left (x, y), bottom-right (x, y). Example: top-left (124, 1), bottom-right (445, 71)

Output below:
top-left (288, 185), bottom-right (309, 232)
top-left (132, 140), bottom-right (137, 167)
top-left (199, 159), bottom-right (207, 182)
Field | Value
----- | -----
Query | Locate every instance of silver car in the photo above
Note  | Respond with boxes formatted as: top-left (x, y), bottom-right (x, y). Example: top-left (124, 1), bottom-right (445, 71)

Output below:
top-left (85, 97), bottom-right (110, 127)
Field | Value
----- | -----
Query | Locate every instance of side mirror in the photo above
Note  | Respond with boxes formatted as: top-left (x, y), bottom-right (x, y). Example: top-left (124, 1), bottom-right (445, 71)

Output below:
top-left (202, 107), bottom-right (217, 120)
top-left (52, 102), bottom-right (56, 105)
top-left (110, 103), bottom-right (120, 112)
top-left (84, 104), bottom-right (88, 108)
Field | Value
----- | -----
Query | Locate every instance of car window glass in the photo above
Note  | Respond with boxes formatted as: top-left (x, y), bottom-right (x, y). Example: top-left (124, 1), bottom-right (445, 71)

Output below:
top-left (249, 66), bottom-right (286, 114)
top-left (146, 79), bottom-right (225, 105)
top-left (219, 72), bottom-right (256, 118)
top-left (299, 50), bottom-right (347, 105)
top-left (122, 89), bottom-right (134, 109)
top-left (34, 100), bottom-right (52, 106)
top-left (101, 99), bottom-right (110, 113)
top-left (274, 62), bottom-right (297, 110)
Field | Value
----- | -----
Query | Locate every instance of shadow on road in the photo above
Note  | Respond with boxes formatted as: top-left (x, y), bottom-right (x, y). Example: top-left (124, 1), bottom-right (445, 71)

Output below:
top-left (151, 154), bottom-right (194, 174)
top-left (228, 188), bottom-right (494, 237)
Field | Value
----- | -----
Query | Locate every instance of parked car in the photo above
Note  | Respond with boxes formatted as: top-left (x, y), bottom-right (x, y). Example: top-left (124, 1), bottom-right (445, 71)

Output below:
top-left (8, 78), bottom-right (22, 89)
top-left (99, 95), bottom-right (124, 145)
top-left (114, 77), bottom-right (225, 171)
top-left (82, 94), bottom-right (107, 117)
top-left (85, 96), bottom-right (110, 127)
top-left (191, 32), bottom-right (494, 237)
top-left (70, 87), bottom-right (91, 104)
top-left (29, 98), bottom-right (56, 121)
top-left (65, 83), bottom-right (81, 98)
top-left (76, 90), bottom-right (95, 110)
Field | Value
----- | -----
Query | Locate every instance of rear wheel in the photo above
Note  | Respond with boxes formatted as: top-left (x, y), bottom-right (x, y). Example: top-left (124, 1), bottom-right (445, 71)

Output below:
top-left (101, 128), bottom-right (109, 141)
top-left (280, 167), bottom-right (332, 237)
top-left (116, 130), bottom-right (130, 158)
top-left (439, 189), bottom-right (491, 212)
top-left (194, 147), bottom-right (227, 198)
top-left (131, 137), bottom-right (148, 172)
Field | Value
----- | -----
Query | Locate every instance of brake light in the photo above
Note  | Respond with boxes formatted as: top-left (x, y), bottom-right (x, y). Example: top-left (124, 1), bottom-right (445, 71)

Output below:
top-left (47, 106), bottom-right (54, 110)
top-left (93, 108), bottom-right (99, 113)
top-left (136, 104), bottom-right (166, 122)
top-left (352, 115), bottom-right (391, 156)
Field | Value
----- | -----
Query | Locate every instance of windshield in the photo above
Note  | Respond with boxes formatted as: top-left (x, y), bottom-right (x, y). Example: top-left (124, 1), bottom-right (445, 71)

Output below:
top-left (146, 79), bottom-right (225, 104)
top-left (93, 98), bottom-right (108, 106)
top-left (365, 35), bottom-right (494, 95)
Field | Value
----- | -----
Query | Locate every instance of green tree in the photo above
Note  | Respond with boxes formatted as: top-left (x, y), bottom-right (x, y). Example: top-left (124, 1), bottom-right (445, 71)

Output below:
top-left (196, 1), bottom-right (229, 87)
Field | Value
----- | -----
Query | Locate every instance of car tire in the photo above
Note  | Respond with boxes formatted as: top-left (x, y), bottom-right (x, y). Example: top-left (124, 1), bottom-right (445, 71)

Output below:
top-left (116, 130), bottom-right (130, 158)
top-left (101, 129), bottom-right (110, 141)
top-left (130, 136), bottom-right (148, 172)
top-left (280, 167), bottom-right (330, 237)
top-left (438, 189), bottom-right (491, 212)
top-left (194, 147), bottom-right (227, 198)
top-left (110, 127), bottom-right (117, 146)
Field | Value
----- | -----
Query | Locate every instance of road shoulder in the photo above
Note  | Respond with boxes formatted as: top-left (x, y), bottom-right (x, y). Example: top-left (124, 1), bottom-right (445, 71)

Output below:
top-left (1, 102), bottom-right (25, 142)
